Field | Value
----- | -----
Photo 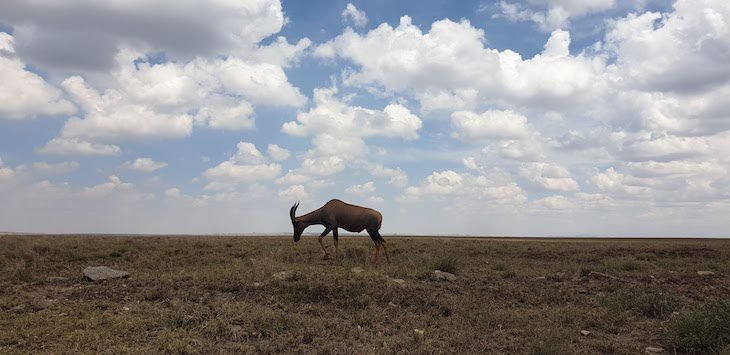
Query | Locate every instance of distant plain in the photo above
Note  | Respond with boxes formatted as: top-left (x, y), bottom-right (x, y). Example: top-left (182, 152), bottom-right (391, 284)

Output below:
top-left (1, 235), bottom-right (729, 353)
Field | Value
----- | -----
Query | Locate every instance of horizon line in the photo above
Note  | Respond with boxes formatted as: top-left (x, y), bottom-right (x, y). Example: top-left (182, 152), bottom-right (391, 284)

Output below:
top-left (1, 232), bottom-right (729, 239)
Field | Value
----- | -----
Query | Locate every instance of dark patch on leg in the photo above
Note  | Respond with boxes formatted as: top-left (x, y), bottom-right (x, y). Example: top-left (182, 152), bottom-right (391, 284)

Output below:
top-left (367, 229), bottom-right (379, 244)
top-left (333, 228), bottom-right (340, 259)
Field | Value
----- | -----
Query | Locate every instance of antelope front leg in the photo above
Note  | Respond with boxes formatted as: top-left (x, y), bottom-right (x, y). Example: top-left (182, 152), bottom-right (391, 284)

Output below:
top-left (318, 235), bottom-right (330, 259)
top-left (318, 226), bottom-right (332, 259)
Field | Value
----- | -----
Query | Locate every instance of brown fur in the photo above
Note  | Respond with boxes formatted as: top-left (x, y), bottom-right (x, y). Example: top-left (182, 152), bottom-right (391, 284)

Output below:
top-left (290, 199), bottom-right (389, 263)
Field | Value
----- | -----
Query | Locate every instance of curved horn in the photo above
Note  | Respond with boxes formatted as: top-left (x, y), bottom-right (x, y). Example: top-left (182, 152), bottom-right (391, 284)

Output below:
top-left (289, 202), bottom-right (299, 221)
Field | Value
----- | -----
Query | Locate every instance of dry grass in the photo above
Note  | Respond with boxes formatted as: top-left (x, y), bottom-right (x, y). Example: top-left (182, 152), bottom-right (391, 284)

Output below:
top-left (1, 235), bottom-right (729, 354)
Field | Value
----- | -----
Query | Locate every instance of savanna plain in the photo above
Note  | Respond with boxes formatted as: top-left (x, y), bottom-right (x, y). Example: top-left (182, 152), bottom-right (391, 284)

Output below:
top-left (1, 235), bottom-right (729, 354)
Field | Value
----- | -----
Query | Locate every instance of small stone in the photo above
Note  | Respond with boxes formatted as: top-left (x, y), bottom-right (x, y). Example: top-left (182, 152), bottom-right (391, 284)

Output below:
top-left (414, 329), bottom-right (425, 338)
top-left (272, 270), bottom-right (297, 281)
top-left (10, 305), bottom-right (26, 314)
top-left (645, 346), bottom-right (664, 353)
top-left (388, 302), bottom-right (399, 308)
top-left (47, 276), bottom-right (70, 283)
top-left (83, 266), bottom-right (129, 281)
top-left (252, 282), bottom-right (262, 287)
top-left (33, 299), bottom-right (52, 310)
top-left (351, 267), bottom-right (364, 273)
top-left (122, 307), bottom-right (130, 311)
top-left (580, 330), bottom-right (591, 336)
top-left (391, 278), bottom-right (406, 285)
top-left (697, 271), bottom-right (716, 276)
top-left (432, 270), bottom-right (457, 282)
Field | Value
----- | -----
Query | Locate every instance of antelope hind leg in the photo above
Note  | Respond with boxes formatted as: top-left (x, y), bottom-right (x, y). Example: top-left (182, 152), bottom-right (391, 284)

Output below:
top-left (333, 228), bottom-right (341, 260)
top-left (371, 243), bottom-right (381, 265)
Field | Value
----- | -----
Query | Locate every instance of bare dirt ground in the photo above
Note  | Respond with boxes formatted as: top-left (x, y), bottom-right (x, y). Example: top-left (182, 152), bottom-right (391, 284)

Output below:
top-left (1, 235), bottom-right (729, 354)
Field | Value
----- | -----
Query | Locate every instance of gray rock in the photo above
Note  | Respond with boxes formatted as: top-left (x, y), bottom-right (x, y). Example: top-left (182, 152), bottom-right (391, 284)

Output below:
top-left (580, 330), bottom-right (591, 336)
top-left (413, 329), bottom-right (425, 338)
top-left (272, 270), bottom-right (297, 281)
top-left (10, 305), bottom-right (26, 314)
top-left (697, 271), bottom-right (716, 276)
top-left (645, 346), bottom-right (664, 353)
top-left (432, 270), bottom-right (457, 282)
top-left (47, 276), bottom-right (70, 283)
top-left (351, 266), bottom-right (364, 273)
top-left (83, 266), bottom-right (130, 281)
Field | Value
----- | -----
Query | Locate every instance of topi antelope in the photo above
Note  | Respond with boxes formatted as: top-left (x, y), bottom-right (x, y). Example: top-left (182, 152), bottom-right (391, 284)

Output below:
top-left (290, 199), bottom-right (390, 264)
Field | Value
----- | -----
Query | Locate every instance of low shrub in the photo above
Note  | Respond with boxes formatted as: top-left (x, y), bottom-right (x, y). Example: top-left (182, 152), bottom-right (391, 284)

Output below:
top-left (667, 299), bottom-right (730, 354)
top-left (605, 287), bottom-right (681, 319)
top-left (432, 255), bottom-right (459, 274)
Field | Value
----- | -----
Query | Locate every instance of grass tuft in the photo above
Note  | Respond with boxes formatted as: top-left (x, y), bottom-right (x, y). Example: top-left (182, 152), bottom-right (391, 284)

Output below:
top-left (667, 299), bottom-right (730, 354)
top-left (602, 256), bottom-right (645, 272)
top-left (432, 255), bottom-right (459, 274)
top-left (605, 287), bottom-right (681, 319)
top-left (529, 333), bottom-right (569, 355)
top-left (343, 246), bottom-right (369, 264)
top-left (636, 252), bottom-right (657, 262)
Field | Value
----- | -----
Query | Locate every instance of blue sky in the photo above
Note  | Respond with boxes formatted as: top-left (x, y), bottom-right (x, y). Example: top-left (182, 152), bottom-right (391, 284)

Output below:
top-left (1, 0), bottom-right (729, 236)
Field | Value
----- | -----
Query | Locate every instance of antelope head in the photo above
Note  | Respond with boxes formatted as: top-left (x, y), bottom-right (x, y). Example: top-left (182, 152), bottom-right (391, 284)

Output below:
top-left (290, 202), bottom-right (304, 242)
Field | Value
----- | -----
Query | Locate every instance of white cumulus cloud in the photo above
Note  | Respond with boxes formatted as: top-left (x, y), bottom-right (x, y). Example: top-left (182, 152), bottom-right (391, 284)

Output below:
top-left (0, 33), bottom-right (76, 120)
top-left (123, 158), bottom-right (168, 172)
top-left (495, 0), bottom-right (616, 30)
top-left (519, 162), bottom-right (579, 191)
top-left (346, 181), bottom-right (376, 196)
top-left (451, 110), bottom-right (530, 141)
top-left (0, 157), bottom-right (16, 180)
top-left (278, 184), bottom-right (309, 201)
top-left (32, 161), bottom-right (79, 174)
top-left (342, 3), bottom-right (368, 28)
top-left (203, 141), bottom-right (282, 190)
top-left (38, 138), bottom-right (122, 156)
top-left (267, 144), bottom-right (291, 161)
